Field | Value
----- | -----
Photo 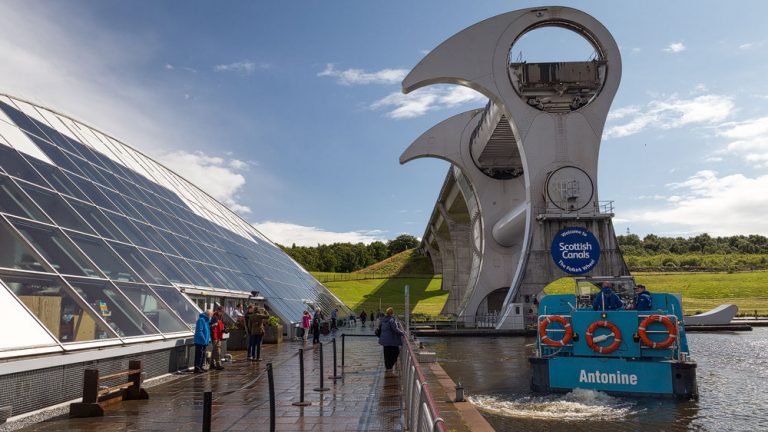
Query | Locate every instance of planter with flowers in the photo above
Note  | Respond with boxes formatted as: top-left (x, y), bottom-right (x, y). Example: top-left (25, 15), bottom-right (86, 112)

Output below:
top-left (263, 316), bottom-right (284, 344)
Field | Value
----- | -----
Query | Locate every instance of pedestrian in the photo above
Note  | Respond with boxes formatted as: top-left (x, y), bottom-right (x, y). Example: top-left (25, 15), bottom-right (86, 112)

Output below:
top-left (312, 308), bottom-right (322, 345)
top-left (301, 310), bottom-right (311, 343)
top-left (331, 307), bottom-right (338, 331)
top-left (247, 306), bottom-right (268, 361)
top-left (633, 284), bottom-right (653, 311)
top-left (377, 307), bottom-right (404, 372)
top-left (360, 310), bottom-right (367, 327)
top-left (593, 281), bottom-right (624, 311)
top-left (194, 310), bottom-right (212, 373)
top-left (210, 308), bottom-right (225, 370)
top-left (232, 303), bottom-right (245, 322)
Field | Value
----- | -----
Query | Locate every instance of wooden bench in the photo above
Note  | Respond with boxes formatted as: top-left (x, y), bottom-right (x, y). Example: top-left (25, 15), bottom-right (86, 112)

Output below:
top-left (69, 360), bottom-right (149, 418)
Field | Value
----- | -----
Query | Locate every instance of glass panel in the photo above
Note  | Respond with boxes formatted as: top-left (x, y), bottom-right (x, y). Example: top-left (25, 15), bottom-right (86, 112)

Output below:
top-left (108, 242), bottom-right (170, 285)
top-left (100, 187), bottom-right (142, 220)
top-left (66, 278), bottom-right (159, 337)
top-left (27, 159), bottom-right (88, 201)
top-left (20, 183), bottom-right (94, 233)
top-left (168, 256), bottom-right (206, 286)
top-left (115, 282), bottom-right (188, 333)
top-left (103, 212), bottom-right (155, 250)
top-left (11, 218), bottom-right (101, 277)
top-left (0, 271), bottom-right (116, 342)
top-left (141, 250), bottom-right (190, 284)
top-left (66, 199), bottom-right (128, 242)
top-left (25, 135), bottom-right (86, 177)
top-left (65, 174), bottom-right (119, 212)
top-left (0, 218), bottom-right (50, 272)
top-left (151, 285), bottom-right (199, 327)
top-left (0, 283), bottom-right (59, 351)
top-left (67, 232), bottom-right (139, 282)
top-left (0, 144), bottom-right (48, 186)
top-left (0, 175), bottom-right (51, 223)
top-left (190, 261), bottom-right (220, 288)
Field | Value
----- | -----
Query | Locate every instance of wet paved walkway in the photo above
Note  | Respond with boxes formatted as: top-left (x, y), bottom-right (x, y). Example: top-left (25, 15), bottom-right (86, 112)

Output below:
top-left (16, 326), bottom-right (483, 432)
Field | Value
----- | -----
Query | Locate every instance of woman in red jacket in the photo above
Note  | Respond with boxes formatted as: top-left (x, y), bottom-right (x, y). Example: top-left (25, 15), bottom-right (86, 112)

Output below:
top-left (210, 309), bottom-right (225, 370)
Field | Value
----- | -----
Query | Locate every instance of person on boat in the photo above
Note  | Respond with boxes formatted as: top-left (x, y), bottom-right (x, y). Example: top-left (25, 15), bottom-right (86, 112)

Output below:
top-left (633, 284), bottom-right (653, 311)
top-left (592, 282), bottom-right (624, 310)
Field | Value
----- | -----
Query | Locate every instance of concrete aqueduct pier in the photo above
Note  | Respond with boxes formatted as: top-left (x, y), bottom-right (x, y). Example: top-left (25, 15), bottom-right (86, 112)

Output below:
top-left (401, 6), bottom-right (629, 329)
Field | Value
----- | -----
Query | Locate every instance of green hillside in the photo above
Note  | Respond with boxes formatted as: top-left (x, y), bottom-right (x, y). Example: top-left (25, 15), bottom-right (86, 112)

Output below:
top-left (544, 271), bottom-right (768, 315)
top-left (325, 277), bottom-right (446, 317)
top-left (353, 248), bottom-right (434, 276)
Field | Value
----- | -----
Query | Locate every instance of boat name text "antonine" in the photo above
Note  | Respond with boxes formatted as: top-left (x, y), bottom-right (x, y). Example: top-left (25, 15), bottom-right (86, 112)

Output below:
top-left (579, 369), bottom-right (638, 385)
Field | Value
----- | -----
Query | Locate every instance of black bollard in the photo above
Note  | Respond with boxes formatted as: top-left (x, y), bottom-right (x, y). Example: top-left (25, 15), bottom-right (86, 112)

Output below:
top-left (202, 391), bottom-right (212, 432)
top-left (292, 349), bottom-right (312, 406)
top-left (329, 337), bottom-right (342, 380)
top-left (267, 363), bottom-right (275, 432)
top-left (314, 343), bottom-right (330, 392)
top-left (341, 334), bottom-right (345, 367)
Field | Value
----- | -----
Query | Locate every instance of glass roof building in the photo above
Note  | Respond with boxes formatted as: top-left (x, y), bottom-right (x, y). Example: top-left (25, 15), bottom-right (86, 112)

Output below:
top-left (0, 93), bottom-right (346, 361)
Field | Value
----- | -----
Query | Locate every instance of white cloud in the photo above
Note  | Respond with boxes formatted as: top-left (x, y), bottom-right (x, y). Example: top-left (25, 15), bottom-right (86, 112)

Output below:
top-left (663, 42), bottom-right (686, 53)
top-left (716, 116), bottom-right (768, 166)
top-left (607, 106), bottom-right (640, 120)
top-left (318, 64), bottom-right (408, 85)
top-left (627, 171), bottom-right (768, 236)
top-left (604, 94), bottom-right (734, 139)
top-left (214, 61), bottom-right (269, 74)
top-left (252, 221), bottom-right (387, 246)
top-left (0, 3), bottom-right (264, 219)
top-left (738, 41), bottom-right (763, 50)
top-left (371, 86), bottom-right (487, 119)
top-left (160, 150), bottom-right (251, 214)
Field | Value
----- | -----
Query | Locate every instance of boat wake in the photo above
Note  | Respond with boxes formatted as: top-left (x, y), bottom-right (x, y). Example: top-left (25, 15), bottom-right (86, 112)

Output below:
top-left (468, 388), bottom-right (639, 421)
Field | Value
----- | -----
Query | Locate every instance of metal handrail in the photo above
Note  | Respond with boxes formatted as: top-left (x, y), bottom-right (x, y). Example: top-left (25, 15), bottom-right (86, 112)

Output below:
top-left (400, 331), bottom-right (446, 432)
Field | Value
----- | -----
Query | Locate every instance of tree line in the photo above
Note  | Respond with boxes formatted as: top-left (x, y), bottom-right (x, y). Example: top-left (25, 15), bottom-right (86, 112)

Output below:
top-left (278, 234), bottom-right (420, 273)
top-left (618, 233), bottom-right (768, 255)
top-left (281, 233), bottom-right (768, 274)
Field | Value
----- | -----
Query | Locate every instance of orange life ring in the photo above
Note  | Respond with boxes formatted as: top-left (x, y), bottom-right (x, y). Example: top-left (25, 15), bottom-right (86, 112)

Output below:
top-left (538, 315), bottom-right (573, 347)
top-left (638, 314), bottom-right (677, 349)
top-left (585, 320), bottom-right (622, 354)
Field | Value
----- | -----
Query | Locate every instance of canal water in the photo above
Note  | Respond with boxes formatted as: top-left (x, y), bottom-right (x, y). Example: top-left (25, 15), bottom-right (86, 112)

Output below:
top-left (423, 327), bottom-right (767, 431)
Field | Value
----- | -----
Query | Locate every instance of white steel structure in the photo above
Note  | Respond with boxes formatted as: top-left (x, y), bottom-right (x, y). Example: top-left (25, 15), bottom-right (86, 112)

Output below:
top-left (401, 7), bottom-right (629, 328)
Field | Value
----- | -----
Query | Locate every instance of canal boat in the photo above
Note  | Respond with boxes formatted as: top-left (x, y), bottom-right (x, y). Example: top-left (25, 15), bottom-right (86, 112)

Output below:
top-left (530, 276), bottom-right (699, 399)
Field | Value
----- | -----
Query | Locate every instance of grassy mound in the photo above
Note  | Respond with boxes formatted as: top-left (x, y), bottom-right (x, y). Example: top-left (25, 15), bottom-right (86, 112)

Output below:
top-left (325, 277), bottom-right (446, 317)
top-left (354, 249), bottom-right (434, 277)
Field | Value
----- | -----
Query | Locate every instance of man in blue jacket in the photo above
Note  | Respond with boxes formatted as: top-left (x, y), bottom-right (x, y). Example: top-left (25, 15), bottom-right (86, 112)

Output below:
top-left (194, 310), bottom-right (212, 373)
top-left (633, 284), bottom-right (653, 311)
top-left (592, 282), bottom-right (624, 311)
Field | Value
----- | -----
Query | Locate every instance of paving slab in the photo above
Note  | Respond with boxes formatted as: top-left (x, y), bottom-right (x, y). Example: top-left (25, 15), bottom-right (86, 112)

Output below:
top-left (13, 326), bottom-right (490, 432)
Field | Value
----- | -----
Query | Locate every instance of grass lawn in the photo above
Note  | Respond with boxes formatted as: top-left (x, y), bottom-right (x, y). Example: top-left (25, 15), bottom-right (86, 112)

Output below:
top-left (325, 277), bottom-right (447, 317)
top-left (325, 271), bottom-right (768, 317)
top-left (544, 271), bottom-right (768, 315)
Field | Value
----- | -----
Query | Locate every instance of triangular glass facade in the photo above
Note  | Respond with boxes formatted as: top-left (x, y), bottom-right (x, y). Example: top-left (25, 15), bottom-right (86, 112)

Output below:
top-left (0, 94), bottom-right (347, 356)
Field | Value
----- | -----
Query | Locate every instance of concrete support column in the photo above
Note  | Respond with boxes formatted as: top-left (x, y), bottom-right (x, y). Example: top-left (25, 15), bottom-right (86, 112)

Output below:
top-left (424, 240), bottom-right (442, 274)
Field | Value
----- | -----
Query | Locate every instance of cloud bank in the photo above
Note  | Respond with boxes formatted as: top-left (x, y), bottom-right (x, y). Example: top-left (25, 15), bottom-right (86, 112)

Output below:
top-left (252, 221), bottom-right (386, 246)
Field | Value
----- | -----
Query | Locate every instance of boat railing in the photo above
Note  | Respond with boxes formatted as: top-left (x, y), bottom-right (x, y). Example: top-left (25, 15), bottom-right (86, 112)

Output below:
top-left (536, 312), bottom-right (684, 359)
top-left (401, 331), bottom-right (446, 432)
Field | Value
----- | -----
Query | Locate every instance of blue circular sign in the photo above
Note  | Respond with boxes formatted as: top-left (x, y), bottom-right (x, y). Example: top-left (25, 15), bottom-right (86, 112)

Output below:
top-left (551, 227), bottom-right (600, 275)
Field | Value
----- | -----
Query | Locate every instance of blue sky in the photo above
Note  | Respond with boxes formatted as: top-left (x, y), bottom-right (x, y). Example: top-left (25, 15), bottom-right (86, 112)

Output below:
top-left (2, 1), bottom-right (768, 245)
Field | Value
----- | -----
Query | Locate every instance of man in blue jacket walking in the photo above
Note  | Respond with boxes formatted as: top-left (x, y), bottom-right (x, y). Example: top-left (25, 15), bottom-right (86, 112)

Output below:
top-left (194, 310), bottom-right (212, 373)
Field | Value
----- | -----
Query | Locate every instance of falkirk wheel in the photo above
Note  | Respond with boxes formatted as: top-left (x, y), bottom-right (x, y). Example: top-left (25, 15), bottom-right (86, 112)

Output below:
top-left (400, 6), bottom-right (629, 329)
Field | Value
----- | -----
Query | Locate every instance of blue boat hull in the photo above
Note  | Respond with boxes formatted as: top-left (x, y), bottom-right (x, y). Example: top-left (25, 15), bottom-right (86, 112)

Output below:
top-left (530, 356), bottom-right (698, 400)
